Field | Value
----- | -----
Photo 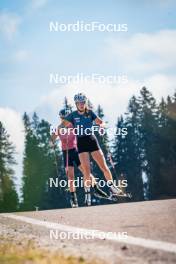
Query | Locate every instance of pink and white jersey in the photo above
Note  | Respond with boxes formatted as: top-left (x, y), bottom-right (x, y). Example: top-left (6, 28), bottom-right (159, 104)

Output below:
top-left (58, 124), bottom-right (77, 151)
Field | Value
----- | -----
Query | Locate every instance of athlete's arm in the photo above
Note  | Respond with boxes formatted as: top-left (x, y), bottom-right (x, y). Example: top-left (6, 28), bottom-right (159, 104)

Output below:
top-left (51, 133), bottom-right (57, 143)
top-left (50, 125), bottom-right (57, 143)
top-left (50, 131), bottom-right (58, 149)
top-left (95, 117), bottom-right (105, 127)
top-left (95, 117), bottom-right (103, 125)
top-left (61, 112), bottom-right (74, 128)
top-left (58, 119), bottom-right (72, 129)
top-left (91, 110), bottom-right (105, 127)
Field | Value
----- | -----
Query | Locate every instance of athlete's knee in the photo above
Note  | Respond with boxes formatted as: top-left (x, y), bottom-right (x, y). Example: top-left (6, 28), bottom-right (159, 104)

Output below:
top-left (67, 167), bottom-right (74, 179)
top-left (82, 165), bottom-right (91, 175)
top-left (78, 165), bottom-right (83, 173)
top-left (68, 175), bottom-right (74, 182)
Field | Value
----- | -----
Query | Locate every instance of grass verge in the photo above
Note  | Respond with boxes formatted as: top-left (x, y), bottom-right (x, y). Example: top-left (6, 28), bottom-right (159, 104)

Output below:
top-left (0, 236), bottom-right (103, 264)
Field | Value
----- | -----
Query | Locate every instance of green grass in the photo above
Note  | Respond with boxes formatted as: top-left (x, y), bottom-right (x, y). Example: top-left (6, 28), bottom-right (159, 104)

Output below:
top-left (0, 237), bottom-right (103, 264)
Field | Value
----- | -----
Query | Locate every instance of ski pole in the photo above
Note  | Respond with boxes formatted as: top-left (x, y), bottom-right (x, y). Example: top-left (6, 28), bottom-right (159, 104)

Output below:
top-left (50, 141), bottom-right (60, 178)
top-left (66, 132), bottom-right (69, 177)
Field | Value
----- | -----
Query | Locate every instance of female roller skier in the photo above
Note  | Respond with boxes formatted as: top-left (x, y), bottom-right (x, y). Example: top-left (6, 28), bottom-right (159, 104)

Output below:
top-left (51, 108), bottom-right (108, 208)
top-left (60, 93), bottom-right (123, 200)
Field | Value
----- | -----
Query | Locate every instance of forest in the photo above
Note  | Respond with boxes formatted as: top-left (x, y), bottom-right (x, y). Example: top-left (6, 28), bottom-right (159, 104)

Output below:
top-left (0, 87), bottom-right (176, 212)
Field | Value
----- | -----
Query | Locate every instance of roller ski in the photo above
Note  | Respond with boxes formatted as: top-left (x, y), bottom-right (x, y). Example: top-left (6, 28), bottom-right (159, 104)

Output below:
top-left (93, 184), bottom-right (109, 199)
top-left (109, 184), bottom-right (132, 199)
top-left (109, 183), bottom-right (132, 199)
top-left (94, 191), bottom-right (132, 201)
top-left (94, 182), bottom-right (132, 201)
top-left (93, 183), bottom-right (118, 201)
top-left (110, 192), bottom-right (132, 199)
top-left (84, 189), bottom-right (92, 206)
top-left (70, 192), bottom-right (78, 208)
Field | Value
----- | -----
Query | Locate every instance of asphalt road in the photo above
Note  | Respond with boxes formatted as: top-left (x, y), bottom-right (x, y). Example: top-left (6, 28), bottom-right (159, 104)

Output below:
top-left (1, 199), bottom-right (176, 263)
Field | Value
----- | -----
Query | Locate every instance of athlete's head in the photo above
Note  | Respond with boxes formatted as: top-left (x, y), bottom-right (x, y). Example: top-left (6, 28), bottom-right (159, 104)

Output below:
top-left (74, 93), bottom-right (87, 112)
top-left (59, 108), bottom-right (71, 119)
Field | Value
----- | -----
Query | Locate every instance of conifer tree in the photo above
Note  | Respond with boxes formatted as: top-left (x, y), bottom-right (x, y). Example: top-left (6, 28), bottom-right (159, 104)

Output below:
top-left (0, 122), bottom-right (18, 212)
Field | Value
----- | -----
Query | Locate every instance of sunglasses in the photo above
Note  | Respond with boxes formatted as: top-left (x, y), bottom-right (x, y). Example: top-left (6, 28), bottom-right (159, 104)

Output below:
top-left (77, 101), bottom-right (86, 104)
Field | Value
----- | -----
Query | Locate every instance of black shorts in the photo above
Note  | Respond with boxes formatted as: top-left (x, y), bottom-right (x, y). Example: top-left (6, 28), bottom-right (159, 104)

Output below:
top-left (77, 135), bottom-right (100, 154)
top-left (62, 148), bottom-right (81, 168)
